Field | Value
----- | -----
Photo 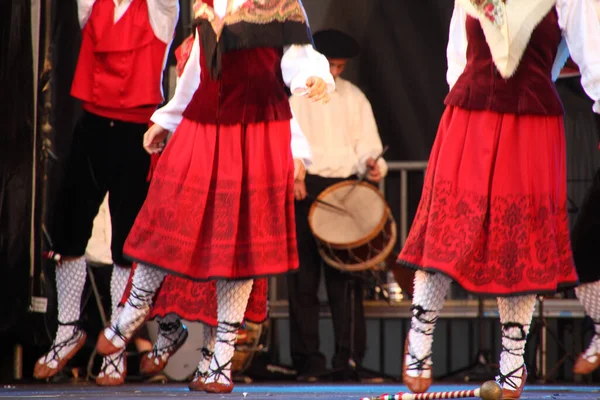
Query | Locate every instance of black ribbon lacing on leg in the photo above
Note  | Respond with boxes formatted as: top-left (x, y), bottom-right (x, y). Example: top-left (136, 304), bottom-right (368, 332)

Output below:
top-left (151, 320), bottom-right (185, 358)
top-left (193, 347), bottom-right (215, 381)
top-left (206, 321), bottom-right (241, 385)
top-left (42, 321), bottom-right (83, 365)
top-left (496, 322), bottom-right (528, 390)
top-left (99, 351), bottom-right (125, 378)
top-left (406, 305), bottom-right (436, 372)
top-left (109, 283), bottom-right (153, 343)
top-left (127, 282), bottom-right (154, 309)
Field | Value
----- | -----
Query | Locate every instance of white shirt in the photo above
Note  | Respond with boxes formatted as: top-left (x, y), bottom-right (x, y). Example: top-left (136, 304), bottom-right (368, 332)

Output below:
top-left (289, 77), bottom-right (388, 179)
top-left (447, 0), bottom-right (600, 113)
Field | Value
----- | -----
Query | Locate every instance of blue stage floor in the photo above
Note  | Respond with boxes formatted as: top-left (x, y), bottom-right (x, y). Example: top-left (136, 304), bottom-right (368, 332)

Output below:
top-left (1, 383), bottom-right (599, 399)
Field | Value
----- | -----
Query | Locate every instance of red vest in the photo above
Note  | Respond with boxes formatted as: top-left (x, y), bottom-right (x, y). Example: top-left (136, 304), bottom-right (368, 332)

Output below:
top-left (71, 0), bottom-right (168, 123)
top-left (182, 45), bottom-right (292, 125)
top-left (445, 10), bottom-right (564, 116)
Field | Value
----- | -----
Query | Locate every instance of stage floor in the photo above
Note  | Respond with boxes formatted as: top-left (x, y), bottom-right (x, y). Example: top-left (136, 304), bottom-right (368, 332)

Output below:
top-left (2, 383), bottom-right (600, 399)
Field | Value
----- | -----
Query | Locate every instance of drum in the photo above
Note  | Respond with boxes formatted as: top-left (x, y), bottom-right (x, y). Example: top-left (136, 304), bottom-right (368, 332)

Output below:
top-left (231, 320), bottom-right (270, 375)
top-left (308, 180), bottom-right (397, 272)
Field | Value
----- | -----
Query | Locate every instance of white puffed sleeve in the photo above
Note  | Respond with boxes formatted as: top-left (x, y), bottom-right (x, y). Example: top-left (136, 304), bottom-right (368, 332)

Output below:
top-left (77, 0), bottom-right (96, 28)
top-left (446, 3), bottom-right (468, 90)
top-left (150, 34), bottom-right (201, 131)
top-left (146, 0), bottom-right (180, 44)
top-left (557, 0), bottom-right (600, 113)
top-left (281, 44), bottom-right (335, 95)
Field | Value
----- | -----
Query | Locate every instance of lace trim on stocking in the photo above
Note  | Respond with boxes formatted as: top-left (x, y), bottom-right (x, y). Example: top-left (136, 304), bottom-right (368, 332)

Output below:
top-left (206, 321), bottom-right (240, 384)
top-left (42, 321), bottom-right (83, 365)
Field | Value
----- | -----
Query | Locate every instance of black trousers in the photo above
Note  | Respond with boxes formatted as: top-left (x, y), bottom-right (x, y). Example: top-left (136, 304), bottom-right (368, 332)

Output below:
top-left (287, 174), bottom-right (366, 375)
top-left (572, 167), bottom-right (600, 284)
top-left (52, 111), bottom-right (150, 266)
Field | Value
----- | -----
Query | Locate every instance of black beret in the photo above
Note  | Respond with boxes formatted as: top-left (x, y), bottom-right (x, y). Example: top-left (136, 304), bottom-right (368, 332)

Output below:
top-left (312, 29), bottom-right (360, 59)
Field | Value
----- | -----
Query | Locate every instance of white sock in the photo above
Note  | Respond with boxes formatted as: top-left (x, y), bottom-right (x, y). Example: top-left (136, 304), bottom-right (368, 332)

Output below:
top-left (496, 295), bottom-right (536, 391)
top-left (110, 265), bottom-right (130, 322)
top-left (405, 271), bottom-right (451, 378)
top-left (205, 280), bottom-right (253, 386)
top-left (97, 265), bottom-right (131, 378)
top-left (103, 263), bottom-right (165, 349)
top-left (576, 280), bottom-right (600, 362)
top-left (39, 257), bottom-right (87, 369)
top-left (194, 324), bottom-right (216, 381)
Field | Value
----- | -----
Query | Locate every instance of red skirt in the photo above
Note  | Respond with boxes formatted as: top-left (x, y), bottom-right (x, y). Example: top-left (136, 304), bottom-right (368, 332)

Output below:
top-left (120, 265), bottom-right (268, 326)
top-left (123, 118), bottom-right (299, 280)
top-left (398, 106), bottom-right (579, 296)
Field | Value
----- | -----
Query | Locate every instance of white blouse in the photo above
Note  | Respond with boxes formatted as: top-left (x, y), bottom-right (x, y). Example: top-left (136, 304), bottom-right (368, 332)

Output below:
top-left (77, 0), bottom-right (180, 44)
top-left (447, 0), bottom-right (600, 113)
top-left (150, 0), bottom-right (334, 166)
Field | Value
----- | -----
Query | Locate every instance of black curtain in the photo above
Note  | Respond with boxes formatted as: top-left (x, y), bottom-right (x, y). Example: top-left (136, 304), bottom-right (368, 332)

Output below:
top-left (0, 1), bottom-right (34, 334)
top-left (0, 0), bottom-right (35, 381)
top-left (303, 0), bottom-right (454, 161)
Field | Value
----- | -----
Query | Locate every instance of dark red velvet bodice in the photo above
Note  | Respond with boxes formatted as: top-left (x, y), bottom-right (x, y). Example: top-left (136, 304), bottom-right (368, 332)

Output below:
top-left (182, 44), bottom-right (292, 125)
top-left (445, 9), bottom-right (564, 115)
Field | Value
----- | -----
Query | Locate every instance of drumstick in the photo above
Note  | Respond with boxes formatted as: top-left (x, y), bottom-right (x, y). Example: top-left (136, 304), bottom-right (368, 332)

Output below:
top-left (360, 381), bottom-right (502, 400)
top-left (308, 195), bottom-right (351, 215)
top-left (340, 145), bottom-right (390, 202)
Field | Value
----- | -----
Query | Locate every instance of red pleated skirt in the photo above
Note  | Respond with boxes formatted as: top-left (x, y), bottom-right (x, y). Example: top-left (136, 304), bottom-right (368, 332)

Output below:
top-left (398, 106), bottom-right (579, 296)
top-left (120, 264), bottom-right (268, 326)
top-left (123, 118), bottom-right (299, 280)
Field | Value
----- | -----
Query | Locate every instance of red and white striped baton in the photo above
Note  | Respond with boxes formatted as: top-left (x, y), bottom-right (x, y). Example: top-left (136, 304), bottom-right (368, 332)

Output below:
top-left (360, 381), bottom-right (502, 400)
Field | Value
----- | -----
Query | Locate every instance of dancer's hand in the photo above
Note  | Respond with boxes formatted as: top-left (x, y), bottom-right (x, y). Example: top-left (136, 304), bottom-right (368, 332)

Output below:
top-left (143, 124), bottom-right (169, 154)
top-left (294, 181), bottom-right (307, 200)
top-left (293, 159), bottom-right (306, 182)
top-left (305, 76), bottom-right (330, 104)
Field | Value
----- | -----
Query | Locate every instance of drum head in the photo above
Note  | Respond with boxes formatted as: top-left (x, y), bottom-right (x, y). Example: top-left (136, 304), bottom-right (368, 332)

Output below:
top-left (309, 181), bottom-right (386, 247)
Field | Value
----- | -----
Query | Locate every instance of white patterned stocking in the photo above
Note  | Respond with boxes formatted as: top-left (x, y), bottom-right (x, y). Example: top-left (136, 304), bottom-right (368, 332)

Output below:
top-left (98, 349), bottom-right (126, 380)
top-left (205, 280), bottom-right (253, 386)
top-left (194, 324), bottom-right (216, 381)
top-left (496, 295), bottom-right (536, 391)
top-left (110, 265), bottom-right (130, 322)
top-left (405, 270), bottom-right (451, 378)
top-left (103, 263), bottom-right (166, 349)
top-left (39, 257), bottom-right (87, 369)
top-left (152, 313), bottom-right (187, 363)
